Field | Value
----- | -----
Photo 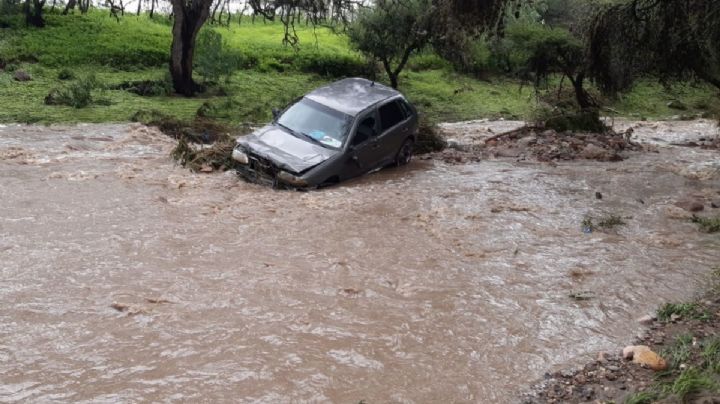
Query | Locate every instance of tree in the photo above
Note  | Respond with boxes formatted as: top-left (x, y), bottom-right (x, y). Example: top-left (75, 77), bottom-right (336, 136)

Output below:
top-left (347, 0), bottom-right (433, 89)
top-left (504, 21), bottom-right (595, 109)
top-left (588, 0), bottom-right (720, 94)
top-left (169, 0), bottom-right (214, 96)
top-left (24, 0), bottom-right (46, 27)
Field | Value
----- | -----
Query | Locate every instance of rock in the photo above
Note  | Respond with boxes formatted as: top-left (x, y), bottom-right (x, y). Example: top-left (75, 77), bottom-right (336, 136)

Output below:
top-left (13, 70), bottom-right (32, 82)
top-left (623, 345), bottom-right (668, 371)
top-left (667, 100), bottom-right (688, 110)
top-left (595, 192), bottom-right (603, 200)
top-left (622, 346), bottom-right (635, 359)
top-left (580, 143), bottom-right (609, 160)
top-left (664, 205), bottom-right (693, 219)
top-left (517, 135), bottom-right (537, 148)
top-left (637, 314), bottom-right (656, 325)
top-left (712, 201), bottom-right (719, 209)
top-left (675, 199), bottom-right (704, 212)
top-left (199, 164), bottom-right (213, 173)
top-left (670, 313), bottom-right (682, 322)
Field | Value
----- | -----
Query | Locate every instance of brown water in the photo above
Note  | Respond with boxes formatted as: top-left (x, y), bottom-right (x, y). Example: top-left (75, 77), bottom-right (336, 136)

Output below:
top-left (1, 123), bottom-right (719, 403)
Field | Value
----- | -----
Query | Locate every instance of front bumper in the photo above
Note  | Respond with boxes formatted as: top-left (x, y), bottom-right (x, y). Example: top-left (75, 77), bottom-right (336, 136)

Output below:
top-left (232, 146), bottom-right (308, 189)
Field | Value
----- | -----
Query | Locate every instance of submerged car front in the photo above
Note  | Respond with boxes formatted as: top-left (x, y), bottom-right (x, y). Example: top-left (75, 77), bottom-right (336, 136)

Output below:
top-left (232, 97), bottom-right (353, 188)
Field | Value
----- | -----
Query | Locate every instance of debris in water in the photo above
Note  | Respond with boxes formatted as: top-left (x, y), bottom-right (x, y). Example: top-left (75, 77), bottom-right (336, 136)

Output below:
top-left (145, 297), bottom-right (173, 304)
top-left (569, 291), bottom-right (595, 301)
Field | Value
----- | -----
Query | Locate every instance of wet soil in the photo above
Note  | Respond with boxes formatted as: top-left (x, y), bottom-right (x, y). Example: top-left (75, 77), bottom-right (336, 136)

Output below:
top-left (1, 121), bottom-right (719, 402)
top-left (434, 118), bottom-right (719, 164)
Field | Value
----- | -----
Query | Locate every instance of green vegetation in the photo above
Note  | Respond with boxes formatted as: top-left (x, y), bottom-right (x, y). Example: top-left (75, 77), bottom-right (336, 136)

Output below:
top-left (661, 334), bottom-right (694, 370)
top-left (663, 367), bottom-right (718, 401)
top-left (624, 391), bottom-right (658, 404)
top-left (658, 303), bottom-right (701, 321)
top-left (691, 216), bottom-right (720, 234)
top-left (702, 337), bottom-right (720, 374)
top-left (0, 10), bottom-right (717, 126)
top-left (582, 214), bottom-right (626, 232)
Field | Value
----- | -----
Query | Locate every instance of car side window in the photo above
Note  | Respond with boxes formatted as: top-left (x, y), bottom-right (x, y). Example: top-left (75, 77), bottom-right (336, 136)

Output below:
top-left (352, 116), bottom-right (376, 146)
top-left (379, 101), bottom-right (406, 132)
top-left (399, 99), bottom-right (413, 118)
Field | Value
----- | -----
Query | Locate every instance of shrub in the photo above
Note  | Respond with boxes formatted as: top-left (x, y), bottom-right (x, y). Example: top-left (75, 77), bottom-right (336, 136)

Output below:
top-left (44, 74), bottom-right (98, 108)
top-left (691, 215), bottom-right (720, 233)
top-left (195, 29), bottom-right (239, 83)
top-left (296, 52), bottom-right (371, 77)
top-left (57, 68), bottom-right (75, 80)
top-left (414, 115), bottom-right (446, 154)
top-left (111, 78), bottom-right (171, 96)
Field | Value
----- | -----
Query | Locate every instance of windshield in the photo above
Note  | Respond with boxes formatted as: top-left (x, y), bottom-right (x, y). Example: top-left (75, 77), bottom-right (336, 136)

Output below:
top-left (277, 98), bottom-right (352, 149)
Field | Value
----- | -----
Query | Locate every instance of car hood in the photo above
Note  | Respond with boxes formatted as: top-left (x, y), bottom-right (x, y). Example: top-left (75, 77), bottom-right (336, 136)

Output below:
top-left (236, 125), bottom-right (339, 174)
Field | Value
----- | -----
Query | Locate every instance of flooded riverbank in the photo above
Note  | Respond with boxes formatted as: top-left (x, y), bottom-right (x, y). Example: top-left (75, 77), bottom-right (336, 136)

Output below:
top-left (1, 122), bottom-right (719, 402)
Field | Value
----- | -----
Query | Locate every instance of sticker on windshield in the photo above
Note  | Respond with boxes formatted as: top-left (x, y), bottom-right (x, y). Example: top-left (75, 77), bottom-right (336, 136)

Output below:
top-left (308, 130), bottom-right (325, 140)
top-left (320, 136), bottom-right (342, 148)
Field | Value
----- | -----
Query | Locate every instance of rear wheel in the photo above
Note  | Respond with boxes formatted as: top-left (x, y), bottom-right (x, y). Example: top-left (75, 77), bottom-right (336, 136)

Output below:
top-left (394, 139), bottom-right (414, 166)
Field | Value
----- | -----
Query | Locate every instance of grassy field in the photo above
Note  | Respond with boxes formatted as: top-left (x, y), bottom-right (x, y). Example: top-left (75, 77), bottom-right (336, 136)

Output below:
top-left (0, 11), bottom-right (717, 125)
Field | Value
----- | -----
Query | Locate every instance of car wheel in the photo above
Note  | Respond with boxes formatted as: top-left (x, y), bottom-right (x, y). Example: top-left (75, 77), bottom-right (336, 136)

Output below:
top-left (395, 138), bottom-right (413, 166)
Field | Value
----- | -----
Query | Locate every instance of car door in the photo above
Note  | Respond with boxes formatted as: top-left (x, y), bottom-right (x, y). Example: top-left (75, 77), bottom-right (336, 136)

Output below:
top-left (344, 110), bottom-right (384, 177)
top-left (377, 98), bottom-right (412, 164)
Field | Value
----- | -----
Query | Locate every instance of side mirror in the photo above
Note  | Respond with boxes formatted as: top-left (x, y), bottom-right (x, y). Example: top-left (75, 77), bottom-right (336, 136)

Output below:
top-left (272, 108), bottom-right (280, 119)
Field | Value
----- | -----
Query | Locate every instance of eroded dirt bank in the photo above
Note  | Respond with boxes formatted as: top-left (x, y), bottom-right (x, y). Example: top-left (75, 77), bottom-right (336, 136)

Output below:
top-left (1, 121), bottom-right (719, 402)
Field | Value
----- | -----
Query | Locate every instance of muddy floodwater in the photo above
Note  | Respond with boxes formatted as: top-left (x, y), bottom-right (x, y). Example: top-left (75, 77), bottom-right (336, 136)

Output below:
top-left (1, 122), bottom-right (719, 403)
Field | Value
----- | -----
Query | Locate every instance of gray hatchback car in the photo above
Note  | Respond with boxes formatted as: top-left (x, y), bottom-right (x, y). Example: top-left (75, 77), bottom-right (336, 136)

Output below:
top-left (232, 78), bottom-right (418, 188)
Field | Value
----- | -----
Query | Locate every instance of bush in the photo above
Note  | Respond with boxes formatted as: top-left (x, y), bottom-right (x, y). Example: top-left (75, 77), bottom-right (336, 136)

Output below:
top-left (532, 104), bottom-right (608, 133)
top-left (195, 29), bottom-right (239, 83)
top-left (407, 52), bottom-right (450, 72)
top-left (296, 53), bottom-right (371, 77)
top-left (57, 68), bottom-right (75, 80)
top-left (414, 115), bottom-right (446, 154)
top-left (111, 78), bottom-right (171, 96)
top-left (44, 74), bottom-right (99, 108)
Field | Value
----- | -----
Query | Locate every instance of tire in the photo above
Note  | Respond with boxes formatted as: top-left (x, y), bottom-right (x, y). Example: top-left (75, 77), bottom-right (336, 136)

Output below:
top-left (394, 138), bottom-right (414, 166)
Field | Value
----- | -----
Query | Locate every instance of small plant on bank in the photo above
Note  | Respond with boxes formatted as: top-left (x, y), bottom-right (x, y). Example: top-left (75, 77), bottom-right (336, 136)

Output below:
top-left (661, 333), bottom-right (694, 370)
top-left (663, 367), bottom-right (718, 401)
top-left (624, 391), bottom-right (658, 404)
top-left (57, 68), bottom-right (75, 80)
top-left (582, 214), bottom-right (626, 232)
top-left (657, 303), bottom-right (700, 322)
top-left (44, 74), bottom-right (101, 108)
top-left (702, 337), bottom-right (720, 374)
top-left (691, 215), bottom-right (720, 233)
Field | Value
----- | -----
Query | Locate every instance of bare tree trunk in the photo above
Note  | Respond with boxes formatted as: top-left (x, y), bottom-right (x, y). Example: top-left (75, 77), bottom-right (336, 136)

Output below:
top-left (149, 0), bottom-right (155, 18)
top-left (210, 0), bottom-right (221, 23)
top-left (136, 0), bottom-right (141, 15)
top-left (24, 0), bottom-right (46, 27)
top-left (63, 0), bottom-right (76, 14)
top-left (169, 0), bottom-right (213, 96)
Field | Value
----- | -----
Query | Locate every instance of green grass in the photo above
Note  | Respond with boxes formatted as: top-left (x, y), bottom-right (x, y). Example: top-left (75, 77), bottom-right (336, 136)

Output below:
top-left (662, 334), bottom-right (694, 370)
top-left (657, 303), bottom-right (702, 322)
top-left (624, 391), bottom-right (658, 404)
top-left (702, 337), bottom-right (720, 374)
top-left (663, 367), bottom-right (718, 401)
top-left (609, 81), bottom-right (719, 120)
top-left (0, 10), bottom-right (717, 125)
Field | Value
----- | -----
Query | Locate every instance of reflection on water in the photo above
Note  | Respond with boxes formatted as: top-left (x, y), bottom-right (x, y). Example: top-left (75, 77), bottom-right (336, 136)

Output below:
top-left (1, 123), bottom-right (719, 403)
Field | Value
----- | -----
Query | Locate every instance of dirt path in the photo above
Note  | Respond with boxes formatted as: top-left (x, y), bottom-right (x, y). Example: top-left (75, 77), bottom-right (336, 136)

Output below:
top-left (0, 121), bottom-right (718, 403)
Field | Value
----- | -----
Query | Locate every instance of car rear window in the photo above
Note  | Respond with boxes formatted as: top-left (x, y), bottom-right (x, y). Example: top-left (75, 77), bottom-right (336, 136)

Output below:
top-left (379, 101), bottom-right (406, 131)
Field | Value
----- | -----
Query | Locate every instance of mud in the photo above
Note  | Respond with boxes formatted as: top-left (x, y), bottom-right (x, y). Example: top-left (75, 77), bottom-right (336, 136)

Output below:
top-left (1, 121), bottom-right (719, 402)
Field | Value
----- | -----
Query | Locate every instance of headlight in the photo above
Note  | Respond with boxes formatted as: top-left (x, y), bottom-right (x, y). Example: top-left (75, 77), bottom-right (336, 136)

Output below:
top-left (277, 171), bottom-right (308, 187)
top-left (232, 149), bottom-right (249, 164)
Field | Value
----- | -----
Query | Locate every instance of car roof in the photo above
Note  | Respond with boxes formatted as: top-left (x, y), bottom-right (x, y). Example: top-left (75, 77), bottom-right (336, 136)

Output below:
top-left (304, 77), bottom-right (401, 116)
